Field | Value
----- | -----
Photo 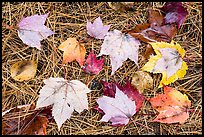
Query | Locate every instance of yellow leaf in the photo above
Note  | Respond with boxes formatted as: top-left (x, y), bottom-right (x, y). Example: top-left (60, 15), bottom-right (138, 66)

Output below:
top-left (58, 38), bottom-right (86, 66)
top-left (10, 60), bottom-right (37, 81)
top-left (142, 41), bottom-right (188, 88)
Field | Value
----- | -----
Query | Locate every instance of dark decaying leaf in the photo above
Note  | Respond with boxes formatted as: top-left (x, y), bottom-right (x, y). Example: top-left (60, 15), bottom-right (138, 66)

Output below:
top-left (129, 9), bottom-right (178, 43)
top-left (2, 104), bottom-right (52, 135)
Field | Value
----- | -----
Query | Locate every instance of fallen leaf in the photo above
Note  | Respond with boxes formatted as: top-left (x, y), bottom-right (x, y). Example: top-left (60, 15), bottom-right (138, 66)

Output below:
top-left (96, 80), bottom-right (144, 126)
top-left (107, 2), bottom-right (135, 12)
top-left (131, 71), bottom-right (153, 94)
top-left (148, 85), bottom-right (191, 124)
top-left (18, 13), bottom-right (55, 50)
top-left (36, 77), bottom-right (91, 130)
top-left (86, 16), bottom-right (111, 39)
top-left (98, 29), bottom-right (141, 75)
top-left (2, 104), bottom-right (49, 135)
top-left (58, 38), bottom-right (86, 66)
top-left (10, 60), bottom-right (37, 82)
top-left (82, 51), bottom-right (104, 75)
top-left (161, 2), bottom-right (188, 28)
top-left (143, 44), bottom-right (155, 60)
top-left (142, 41), bottom-right (188, 88)
top-left (129, 10), bottom-right (177, 43)
top-left (96, 86), bottom-right (136, 126)
top-left (117, 80), bottom-right (145, 113)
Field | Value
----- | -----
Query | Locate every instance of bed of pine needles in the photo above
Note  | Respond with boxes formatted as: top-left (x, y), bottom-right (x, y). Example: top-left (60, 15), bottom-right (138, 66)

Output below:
top-left (2, 2), bottom-right (202, 135)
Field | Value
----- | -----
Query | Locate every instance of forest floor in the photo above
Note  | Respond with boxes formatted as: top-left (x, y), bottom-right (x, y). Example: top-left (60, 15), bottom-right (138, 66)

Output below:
top-left (2, 2), bottom-right (202, 135)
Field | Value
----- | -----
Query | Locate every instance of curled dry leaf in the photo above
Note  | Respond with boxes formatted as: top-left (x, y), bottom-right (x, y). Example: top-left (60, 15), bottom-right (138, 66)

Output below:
top-left (36, 77), bottom-right (91, 130)
top-left (86, 16), bottom-right (111, 39)
top-left (17, 13), bottom-right (55, 50)
top-left (148, 85), bottom-right (191, 124)
top-left (98, 29), bottom-right (140, 75)
top-left (142, 41), bottom-right (188, 88)
top-left (10, 60), bottom-right (37, 82)
top-left (96, 80), bottom-right (144, 126)
top-left (82, 51), bottom-right (104, 75)
top-left (131, 71), bottom-right (153, 94)
top-left (58, 38), bottom-right (86, 66)
top-left (108, 2), bottom-right (135, 12)
top-left (2, 104), bottom-right (49, 135)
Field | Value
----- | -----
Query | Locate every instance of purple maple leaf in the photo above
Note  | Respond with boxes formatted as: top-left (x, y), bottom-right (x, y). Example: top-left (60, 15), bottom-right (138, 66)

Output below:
top-left (18, 13), bottom-right (55, 50)
top-left (161, 2), bottom-right (188, 28)
top-left (82, 51), bottom-right (104, 75)
top-left (86, 17), bottom-right (111, 39)
top-left (95, 80), bottom-right (144, 126)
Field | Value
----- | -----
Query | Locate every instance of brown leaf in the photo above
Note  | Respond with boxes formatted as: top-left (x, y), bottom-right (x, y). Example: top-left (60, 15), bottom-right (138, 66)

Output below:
top-left (129, 9), bottom-right (178, 43)
top-left (143, 44), bottom-right (155, 59)
top-left (148, 9), bottom-right (164, 26)
top-left (2, 104), bottom-right (50, 135)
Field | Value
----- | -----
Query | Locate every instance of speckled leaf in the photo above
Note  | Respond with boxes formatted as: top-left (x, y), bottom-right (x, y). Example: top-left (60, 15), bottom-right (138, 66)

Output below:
top-left (142, 41), bottom-right (188, 88)
top-left (98, 29), bottom-right (140, 75)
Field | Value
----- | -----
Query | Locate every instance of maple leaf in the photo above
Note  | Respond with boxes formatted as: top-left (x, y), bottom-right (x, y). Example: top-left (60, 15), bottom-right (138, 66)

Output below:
top-left (86, 16), bottom-right (111, 39)
top-left (96, 80), bottom-right (144, 126)
top-left (96, 86), bottom-right (136, 126)
top-left (58, 38), bottom-right (86, 66)
top-left (17, 13), bottom-right (55, 50)
top-left (36, 77), bottom-right (91, 130)
top-left (10, 60), bottom-right (37, 82)
top-left (98, 29), bottom-right (141, 75)
top-left (129, 9), bottom-right (177, 43)
top-left (82, 51), bottom-right (104, 75)
top-left (148, 85), bottom-right (191, 124)
top-left (2, 104), bottom-right (49, 135)
top-left (142, 41), bottom-right (188, 88)
top-left (161, 2), bottom-right (188, 28)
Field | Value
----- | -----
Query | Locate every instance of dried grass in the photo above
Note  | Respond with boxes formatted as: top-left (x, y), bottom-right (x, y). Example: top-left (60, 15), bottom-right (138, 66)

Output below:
top-left (2, 2), bottom-right (202, 135)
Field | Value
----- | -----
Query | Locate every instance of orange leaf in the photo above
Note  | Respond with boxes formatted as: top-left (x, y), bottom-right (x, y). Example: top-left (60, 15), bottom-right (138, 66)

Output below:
top-left (58, 38), bottom-right (86, 66)
top-left (148, 85), bottom-right (191, 124)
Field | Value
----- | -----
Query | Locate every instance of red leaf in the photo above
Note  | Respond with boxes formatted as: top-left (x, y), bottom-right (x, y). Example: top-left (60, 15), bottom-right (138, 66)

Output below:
top-left (161, 2), bottom-right (188, 28)
top-left (82, 51), bottom-right (104, 75)
top-left (98, 80), bottom-right (144, 113)
top-left (101, 80), bottom-right (116, 98)
top-left (117, 80), bottom-right (145, 112)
